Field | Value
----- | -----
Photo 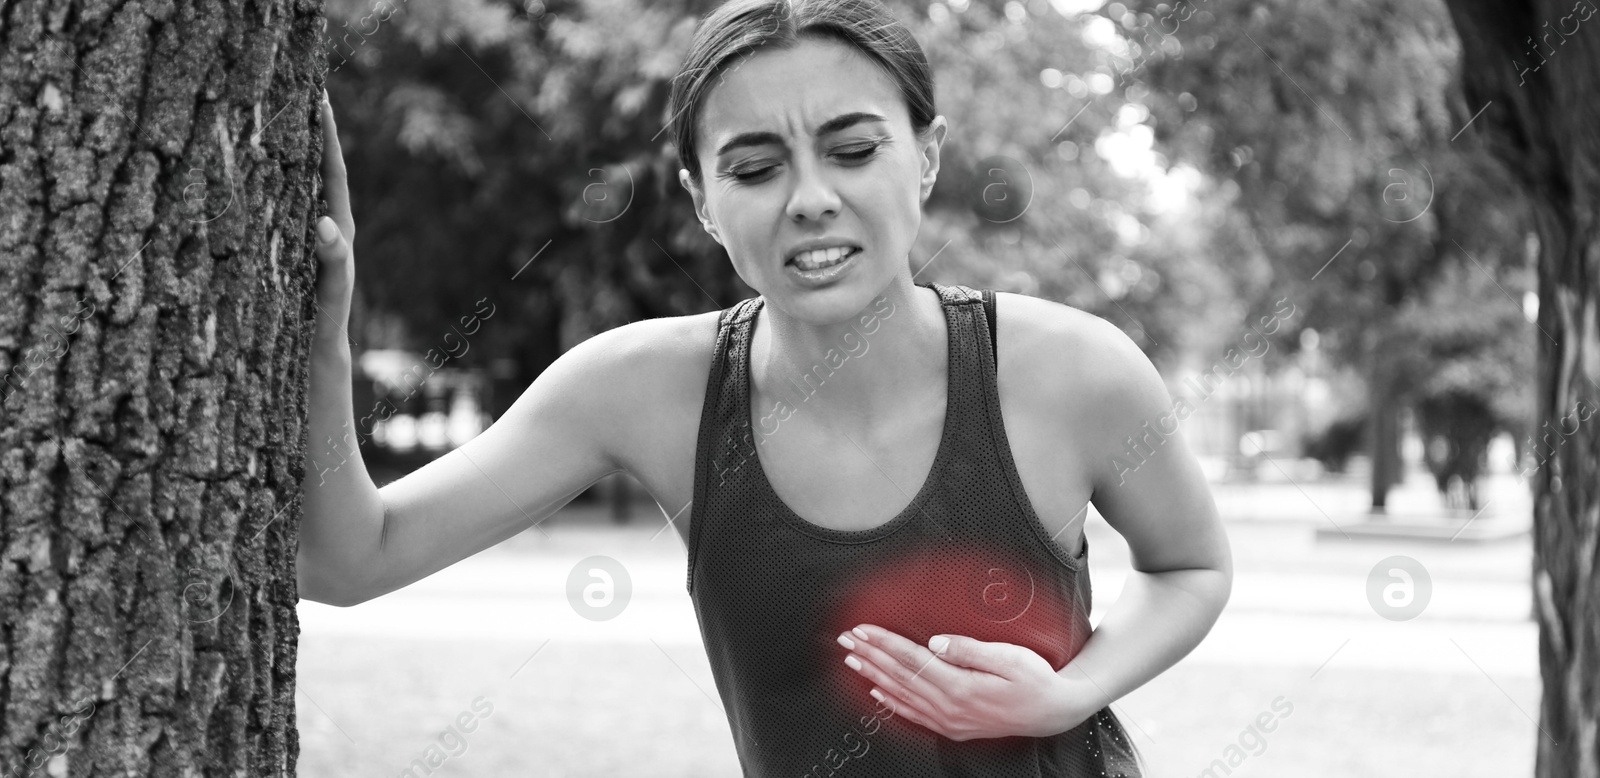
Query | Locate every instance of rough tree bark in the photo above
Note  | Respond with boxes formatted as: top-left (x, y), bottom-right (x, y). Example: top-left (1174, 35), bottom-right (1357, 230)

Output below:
top-left (0, 0), bottom-right (325, 773)
top-left (1442, 1), bottom-right (1600, 775)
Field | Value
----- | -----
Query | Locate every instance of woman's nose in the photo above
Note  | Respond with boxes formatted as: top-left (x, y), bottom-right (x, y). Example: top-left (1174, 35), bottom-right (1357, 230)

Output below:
top-left (785, 153), bottom-right (841, 222)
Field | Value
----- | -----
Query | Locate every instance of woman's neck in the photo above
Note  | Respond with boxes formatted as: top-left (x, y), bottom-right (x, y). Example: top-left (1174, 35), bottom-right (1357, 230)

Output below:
top-left (749, 276), bottom-right (947, 430)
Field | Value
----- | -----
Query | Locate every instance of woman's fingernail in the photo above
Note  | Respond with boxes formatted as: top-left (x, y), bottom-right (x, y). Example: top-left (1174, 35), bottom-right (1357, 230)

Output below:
top-left (852, 627), bottom-right (870, 642)
top-left (837, 633), bottom-right (855, 650)
top-left (316, 218), bottom-right (338, 244)
top-left (869, 689), bottom-right (886, 702)
top-left (844, 655), bottom-right (862, 671)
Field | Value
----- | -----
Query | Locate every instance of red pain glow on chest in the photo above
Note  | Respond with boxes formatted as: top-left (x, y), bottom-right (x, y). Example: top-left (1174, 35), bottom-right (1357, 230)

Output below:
top-left (822, 544), bottom-right (1087, 674)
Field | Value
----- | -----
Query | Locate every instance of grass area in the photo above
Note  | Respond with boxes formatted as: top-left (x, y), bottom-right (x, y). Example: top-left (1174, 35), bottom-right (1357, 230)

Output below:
top-left (296, 634), bottom-right (1538, 778)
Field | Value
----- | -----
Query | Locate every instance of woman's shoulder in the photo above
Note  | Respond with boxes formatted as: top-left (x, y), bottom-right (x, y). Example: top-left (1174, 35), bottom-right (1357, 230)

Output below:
top-left (990, 289), bottom-right (1168, 422)
top-left (991, 291), bottom-right (1151, 373)
top-left (581, 307), bottom-right (728, 396)
top-left (561, 308), bottom-right (728, 502)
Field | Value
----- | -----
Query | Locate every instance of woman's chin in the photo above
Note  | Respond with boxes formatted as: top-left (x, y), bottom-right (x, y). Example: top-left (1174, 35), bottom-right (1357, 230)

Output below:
top-left (768, 284), bottom-right (884, 325)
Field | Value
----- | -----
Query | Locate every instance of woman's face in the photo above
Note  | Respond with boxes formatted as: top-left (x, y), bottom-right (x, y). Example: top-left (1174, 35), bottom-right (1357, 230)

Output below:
top-left (680, 35), bottom-right (946, 323)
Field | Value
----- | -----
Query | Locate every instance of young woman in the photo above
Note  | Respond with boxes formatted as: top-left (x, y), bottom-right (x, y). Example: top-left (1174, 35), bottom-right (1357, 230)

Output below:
top-left (300, 0), bottom-right (1232, 775)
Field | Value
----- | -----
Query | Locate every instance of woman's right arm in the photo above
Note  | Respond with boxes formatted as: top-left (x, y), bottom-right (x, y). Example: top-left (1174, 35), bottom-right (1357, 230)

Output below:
top-left (298, 93), bottom-right (633, 606)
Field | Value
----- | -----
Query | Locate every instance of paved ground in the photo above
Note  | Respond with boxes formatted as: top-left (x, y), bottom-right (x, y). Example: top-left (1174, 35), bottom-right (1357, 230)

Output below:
top-left (296, 466), bottom-right (1543, 777)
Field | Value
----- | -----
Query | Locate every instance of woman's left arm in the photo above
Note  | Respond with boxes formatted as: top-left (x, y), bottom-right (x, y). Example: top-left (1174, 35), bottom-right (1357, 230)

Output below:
top-left (838, 309), bottom-right (1233, 741)
top-left (1043, 313), bottom-right (1235, 733)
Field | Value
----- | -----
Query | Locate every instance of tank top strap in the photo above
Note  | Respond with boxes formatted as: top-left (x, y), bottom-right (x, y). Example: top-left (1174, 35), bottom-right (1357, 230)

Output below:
top-left (687, 295), bottom-right (762, 593)
top-left (923, 279), bottom-right (988, 429)
top-left (927, 281), bottom-right (1090, 571)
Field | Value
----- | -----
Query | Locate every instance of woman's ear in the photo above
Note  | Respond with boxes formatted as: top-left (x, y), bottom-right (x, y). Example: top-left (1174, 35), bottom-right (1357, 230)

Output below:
top-left (679, 168), bottom-right (722, 245)
top-left (919, 116), bottom-right (948, 205)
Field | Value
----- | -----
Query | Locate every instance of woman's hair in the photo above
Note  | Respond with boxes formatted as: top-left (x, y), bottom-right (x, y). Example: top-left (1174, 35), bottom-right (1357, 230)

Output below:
top-left (669, 0), bottom-right (937, 185)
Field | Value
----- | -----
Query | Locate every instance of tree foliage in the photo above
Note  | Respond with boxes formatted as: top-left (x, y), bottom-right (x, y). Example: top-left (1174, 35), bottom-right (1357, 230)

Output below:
top-left (1128, 0), bottom-right (1538, 500)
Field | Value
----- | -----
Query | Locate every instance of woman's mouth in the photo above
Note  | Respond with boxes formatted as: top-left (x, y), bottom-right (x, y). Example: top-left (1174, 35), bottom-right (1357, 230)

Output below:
top-left (788, 246), bottom-right (861, 271)
top-left (785, 246), bottom-right (862, 287)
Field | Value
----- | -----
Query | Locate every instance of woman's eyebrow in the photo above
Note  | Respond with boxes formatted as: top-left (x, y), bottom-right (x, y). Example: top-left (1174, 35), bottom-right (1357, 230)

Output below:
top-left (714, 111), bottom-right (890, 157)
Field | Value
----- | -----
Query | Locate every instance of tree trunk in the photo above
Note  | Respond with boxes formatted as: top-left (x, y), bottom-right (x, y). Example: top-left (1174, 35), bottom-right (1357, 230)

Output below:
top-left (0, 0), bottom-right (325, 773)
top-left (1442, 1), bottom-right (1600, 775)
top-left (1368, 319), bottom-right (1405, 512)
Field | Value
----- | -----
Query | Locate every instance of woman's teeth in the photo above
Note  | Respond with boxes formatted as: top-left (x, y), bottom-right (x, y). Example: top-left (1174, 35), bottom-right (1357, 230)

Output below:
top-left (790, 246), bottom-right (858, 271)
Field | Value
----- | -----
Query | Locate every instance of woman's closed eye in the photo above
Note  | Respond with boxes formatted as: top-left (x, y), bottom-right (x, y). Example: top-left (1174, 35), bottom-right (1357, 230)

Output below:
top-left (726, 143), bottom-right (883, 182)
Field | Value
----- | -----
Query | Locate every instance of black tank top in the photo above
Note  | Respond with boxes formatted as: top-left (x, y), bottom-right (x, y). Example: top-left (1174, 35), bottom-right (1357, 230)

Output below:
top-left (687, 281), bottom-right (1144, 777)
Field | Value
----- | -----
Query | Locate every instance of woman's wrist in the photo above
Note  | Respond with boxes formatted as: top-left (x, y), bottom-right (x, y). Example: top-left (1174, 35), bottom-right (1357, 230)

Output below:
top-left (1044, 672), bottom-right (1103, 736)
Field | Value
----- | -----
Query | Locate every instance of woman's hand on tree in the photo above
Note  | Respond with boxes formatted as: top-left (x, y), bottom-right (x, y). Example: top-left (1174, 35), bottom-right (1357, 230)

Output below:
top-left (313, 90), bottom-right (356, 347)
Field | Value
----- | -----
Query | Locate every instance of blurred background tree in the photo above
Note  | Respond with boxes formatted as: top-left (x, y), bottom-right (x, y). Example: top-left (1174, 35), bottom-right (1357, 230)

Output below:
top-left (1128, 0), bottom-right (1535, 509)
top-left (1390, 260), bottom-right (1537, 510)
top-left (324, 0), bottom-right (733, 428)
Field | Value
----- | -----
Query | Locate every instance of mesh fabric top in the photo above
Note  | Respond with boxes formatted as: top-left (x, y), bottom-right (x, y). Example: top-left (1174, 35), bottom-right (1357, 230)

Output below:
top-left (687, 281), bottom-right (1143, 777)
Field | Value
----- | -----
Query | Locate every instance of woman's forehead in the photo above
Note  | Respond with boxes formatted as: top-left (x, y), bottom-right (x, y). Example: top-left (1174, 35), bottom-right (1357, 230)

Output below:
top-left (699, 38), bottom-right (904, 147)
